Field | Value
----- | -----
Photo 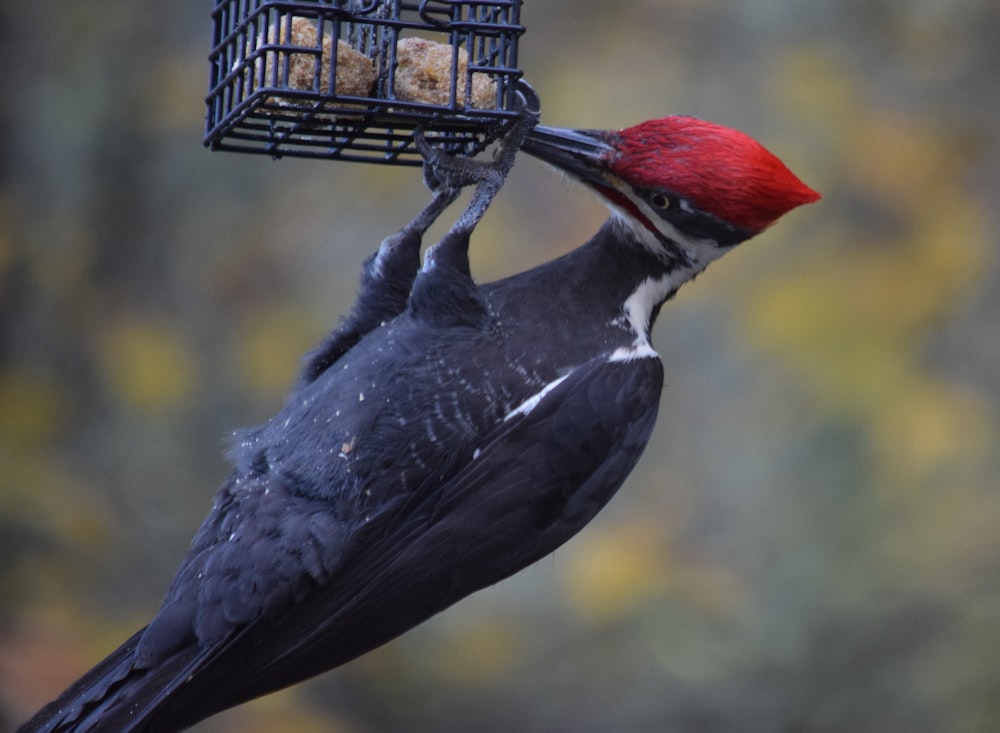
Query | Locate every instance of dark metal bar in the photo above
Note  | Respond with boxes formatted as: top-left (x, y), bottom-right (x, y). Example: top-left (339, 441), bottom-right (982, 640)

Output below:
top-left (205, 0), bottom-right (525, 165)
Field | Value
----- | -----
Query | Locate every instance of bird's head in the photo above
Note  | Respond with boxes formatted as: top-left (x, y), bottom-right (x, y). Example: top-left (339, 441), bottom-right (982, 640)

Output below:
top-left (522, 115), bottom-right (820, 261)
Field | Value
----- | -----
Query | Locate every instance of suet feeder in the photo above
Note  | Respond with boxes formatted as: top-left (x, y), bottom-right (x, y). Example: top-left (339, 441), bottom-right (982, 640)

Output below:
top-left (204, 0), bottom-right (526, 165)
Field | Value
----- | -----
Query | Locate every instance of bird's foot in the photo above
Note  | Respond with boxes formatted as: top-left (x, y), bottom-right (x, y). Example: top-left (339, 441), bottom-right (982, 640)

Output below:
top-left (414, 128), bottom-right (502, 194)
top-left (452, 112), bottom-right (537, 233)
top-left (416, 83), bottom-right (540, 234)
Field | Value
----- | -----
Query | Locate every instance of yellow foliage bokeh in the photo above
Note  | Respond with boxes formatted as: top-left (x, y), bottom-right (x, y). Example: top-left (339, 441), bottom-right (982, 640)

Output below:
top-left (97, 316), bottom-right (198, 413)
top-left (561, 522), bottom-right (670, 624)
top-left (0, 372), bottom-right (67, 447)
top-left (234, 306), bottom-right (316, 396)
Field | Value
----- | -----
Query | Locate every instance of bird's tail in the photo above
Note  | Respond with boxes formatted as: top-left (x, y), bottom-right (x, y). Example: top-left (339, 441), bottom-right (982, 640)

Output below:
top-left (16, 628), bottom-right (204, 733)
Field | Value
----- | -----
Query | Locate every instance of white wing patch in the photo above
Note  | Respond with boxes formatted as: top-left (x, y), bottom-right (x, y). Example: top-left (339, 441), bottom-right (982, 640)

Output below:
top-left (504, 372), bottom-right (572, 422)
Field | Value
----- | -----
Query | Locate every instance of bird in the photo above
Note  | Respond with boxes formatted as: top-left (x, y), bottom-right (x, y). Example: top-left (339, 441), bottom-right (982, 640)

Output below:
top-left (19, 113), bottom-right (819, 733)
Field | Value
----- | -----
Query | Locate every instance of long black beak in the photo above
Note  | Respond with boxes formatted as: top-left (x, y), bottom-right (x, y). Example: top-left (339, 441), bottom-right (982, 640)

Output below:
top-left (521, 125), bottom-right (616, 189)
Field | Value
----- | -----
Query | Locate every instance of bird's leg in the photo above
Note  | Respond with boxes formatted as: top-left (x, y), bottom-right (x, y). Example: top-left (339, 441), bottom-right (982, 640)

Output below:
top-left (458, 88), bottom-right (539, 233)
top-left (416, 80), bottom-right (541, 196)
top-left (417, 80), bottom-right (541, 237)
top-left (415, 129), bottom-right (491, 193)
top-left (367, 182), bottom-right (461, 278)
top-left (408, 183), bottom-right (463, 234)
top-left (298, 180), bottom-right (463, 385)
top-left (417, 111), bottom-right (539, 237)
top-left (457, 109), bottom-right (540, 234)
top-left (299, 96), bottom-right (541, 383)
top-left (416, 106), bottom-right (539, 276)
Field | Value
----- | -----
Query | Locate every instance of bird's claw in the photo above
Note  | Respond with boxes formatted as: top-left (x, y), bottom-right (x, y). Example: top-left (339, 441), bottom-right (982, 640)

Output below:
top-left (415, 80), bottom-right (541, 195)
top-left (415, 127), bottom-right (498, 193)
top-left (412, 78), bottom-right (540, 238)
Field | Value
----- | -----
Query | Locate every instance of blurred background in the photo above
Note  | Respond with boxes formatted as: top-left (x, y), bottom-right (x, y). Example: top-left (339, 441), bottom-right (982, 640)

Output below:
top-left (2, 1), bottom-right (999, 731)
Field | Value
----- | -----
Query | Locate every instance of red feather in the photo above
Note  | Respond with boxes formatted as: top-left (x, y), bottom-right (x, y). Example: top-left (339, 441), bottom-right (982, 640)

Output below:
top-left (607, 116), bottom-right (820, 233)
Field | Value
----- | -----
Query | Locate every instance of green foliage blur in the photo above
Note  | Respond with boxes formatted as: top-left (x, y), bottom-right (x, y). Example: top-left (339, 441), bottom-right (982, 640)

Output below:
top-left (2, 1), bottom-right (998, 731)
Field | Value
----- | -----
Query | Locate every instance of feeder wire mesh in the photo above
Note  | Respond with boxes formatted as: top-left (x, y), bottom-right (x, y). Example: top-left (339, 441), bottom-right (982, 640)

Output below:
top-left (204, 0), bottom-right (526, 165)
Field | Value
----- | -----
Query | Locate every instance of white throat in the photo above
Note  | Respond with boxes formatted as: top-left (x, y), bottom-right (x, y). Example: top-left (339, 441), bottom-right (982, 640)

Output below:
top-left (608, 210), bottom-right (731, 344)
top-left (620, 274), bottom-right (676, 344)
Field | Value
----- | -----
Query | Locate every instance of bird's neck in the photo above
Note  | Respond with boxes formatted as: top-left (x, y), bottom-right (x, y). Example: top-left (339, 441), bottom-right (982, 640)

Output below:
top-left (604, 212), bottom-right (730, 341)
top-left (583, 216), bottom-right (717, 341)
top-left (483, 216), bottom-right (712, 354)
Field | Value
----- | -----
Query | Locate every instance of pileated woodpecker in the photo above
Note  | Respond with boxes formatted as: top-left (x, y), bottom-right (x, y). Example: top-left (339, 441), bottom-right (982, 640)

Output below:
top-left (19, 115), bottom-right (818, 733)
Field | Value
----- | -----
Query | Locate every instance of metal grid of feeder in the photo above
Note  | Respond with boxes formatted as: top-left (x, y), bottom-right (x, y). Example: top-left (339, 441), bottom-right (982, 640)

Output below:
top-left (204, 0), bottom-right (525, 165)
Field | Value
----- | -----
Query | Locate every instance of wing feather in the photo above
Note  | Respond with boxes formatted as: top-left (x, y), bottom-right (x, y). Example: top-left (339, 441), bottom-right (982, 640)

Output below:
top-left (21, 352), bottom-right (664, 733)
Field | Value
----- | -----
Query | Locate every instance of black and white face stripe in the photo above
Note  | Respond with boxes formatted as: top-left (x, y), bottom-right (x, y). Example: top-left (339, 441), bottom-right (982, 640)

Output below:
top-left (631, 186), bottom-right (755, 248)
top-left (599, 194), bottom-right (726, 281)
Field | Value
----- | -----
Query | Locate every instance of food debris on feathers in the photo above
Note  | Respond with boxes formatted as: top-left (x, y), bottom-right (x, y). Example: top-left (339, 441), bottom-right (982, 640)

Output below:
top-left (260, 17), bottom-right (375, 99)
top-left (393, 37), bottom-right (497, 109)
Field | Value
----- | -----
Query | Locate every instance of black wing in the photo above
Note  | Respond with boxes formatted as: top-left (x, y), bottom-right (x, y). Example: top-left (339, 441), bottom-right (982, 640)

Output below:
top-left (18, 351), bottom-right (663, 733)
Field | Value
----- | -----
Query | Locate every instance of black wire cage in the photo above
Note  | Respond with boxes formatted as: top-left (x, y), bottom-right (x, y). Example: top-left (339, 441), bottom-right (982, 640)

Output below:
top-left (204, 0), bottom-right (526, 165)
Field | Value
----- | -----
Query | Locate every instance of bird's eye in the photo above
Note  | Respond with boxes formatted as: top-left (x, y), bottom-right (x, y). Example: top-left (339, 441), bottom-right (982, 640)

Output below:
top-left (649, 193), bottom-right (670, 210)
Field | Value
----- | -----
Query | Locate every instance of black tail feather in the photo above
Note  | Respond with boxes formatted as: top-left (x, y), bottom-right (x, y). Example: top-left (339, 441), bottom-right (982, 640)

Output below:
top-left (16, 628), bottom-right (209, 733)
